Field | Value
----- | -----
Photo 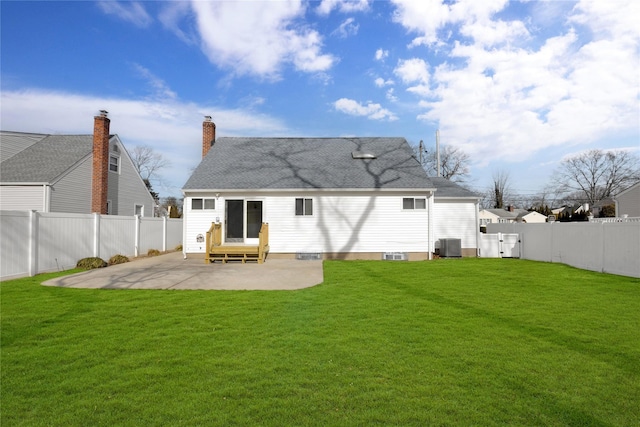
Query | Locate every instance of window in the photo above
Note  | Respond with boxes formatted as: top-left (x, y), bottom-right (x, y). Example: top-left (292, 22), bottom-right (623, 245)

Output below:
top-left (109, 155), bottom-right (119, 173)
top-left (106, 200), bottom-right (112, 215)
top-left (135, 204), bottom-right (144, 216)
top-left (403, 198), bottom-right (426, 210)
top-left (192, 198), bottom-right (215, 210)
top-left (295, 198), bottom-right (313, 216)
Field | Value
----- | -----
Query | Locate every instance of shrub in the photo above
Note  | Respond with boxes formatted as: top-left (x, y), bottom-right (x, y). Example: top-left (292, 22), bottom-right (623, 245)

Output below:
top-left (108, 254), bottom-right (130, 265)
top-left (76, 257), bottom-right (107, 270)
top-left (147, 249), bottom-right (161, 257)
top-left (175, 244), bottom-right (183, 251)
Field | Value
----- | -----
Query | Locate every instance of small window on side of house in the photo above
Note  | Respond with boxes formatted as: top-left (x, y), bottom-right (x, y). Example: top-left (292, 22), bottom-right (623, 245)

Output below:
top-left (109, 155), bottom-right (119, 173)
top-left (403, 198), bottom-right (426, 210)
top-left (192, 198), bottom-right (215, 210)
top-left (295, 198), bottom-right (313, 216)
top-left (403, 198), bottom-right (414, 209)
top-left (135, 204), bottom-right (144, 216)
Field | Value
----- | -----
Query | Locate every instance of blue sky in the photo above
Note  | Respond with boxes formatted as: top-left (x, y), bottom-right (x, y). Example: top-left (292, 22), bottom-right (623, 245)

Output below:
top-left (2, 0), bottom-right (638, 201)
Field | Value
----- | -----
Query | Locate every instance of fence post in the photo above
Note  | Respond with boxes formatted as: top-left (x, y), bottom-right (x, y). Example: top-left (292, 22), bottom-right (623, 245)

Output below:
top-left (93, 213), bottom-right (101, 259)
top-left (134, 215), bottom-right (140, 257)
top-left (162, 216), bottom-right (168, 252)
top-left (28, 210), bottom-right (39, 277)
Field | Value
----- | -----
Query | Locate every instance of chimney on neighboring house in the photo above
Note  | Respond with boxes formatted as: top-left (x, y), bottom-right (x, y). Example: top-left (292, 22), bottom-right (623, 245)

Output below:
top-left (91, 110), bottom-right (110, 214)
top-left (202, 116), bottom-right (216, 158)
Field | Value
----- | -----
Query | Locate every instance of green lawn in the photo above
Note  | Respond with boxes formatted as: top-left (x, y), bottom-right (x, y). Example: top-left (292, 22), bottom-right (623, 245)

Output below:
top-left (2, 259), bottom-right (639, 426)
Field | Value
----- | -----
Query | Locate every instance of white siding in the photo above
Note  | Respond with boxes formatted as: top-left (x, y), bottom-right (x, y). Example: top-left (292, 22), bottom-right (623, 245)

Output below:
top-left (50, 156), bottom-right (92, 213)
top-left (617, 183), bottom-right (640, 217)
top-left (0, 186), bottom-right (45, 211)
top-left (184, 191), bottom-right (431, 254)
top-left (108, 139), bottom-right (155, 216)
top-left (433, 199), bottom-right (478, 249)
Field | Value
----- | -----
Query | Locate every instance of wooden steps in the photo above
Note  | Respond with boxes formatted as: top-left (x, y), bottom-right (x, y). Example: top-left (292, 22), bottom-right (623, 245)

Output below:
top-left (205, 222), bottom-right (269, 264)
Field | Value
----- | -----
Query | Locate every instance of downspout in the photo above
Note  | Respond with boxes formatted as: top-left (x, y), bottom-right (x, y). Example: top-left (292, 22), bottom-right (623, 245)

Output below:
top-left (474, 199), bottom-right (480, 257)
top-left (43, 184), bottom-right (51, 212)
top-left (428, 191), bottom-right (434, 260)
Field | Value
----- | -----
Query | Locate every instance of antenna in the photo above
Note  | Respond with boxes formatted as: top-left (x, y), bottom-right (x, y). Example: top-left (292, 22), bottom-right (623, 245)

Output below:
top-left (436, 129), bottom-right (441, 177)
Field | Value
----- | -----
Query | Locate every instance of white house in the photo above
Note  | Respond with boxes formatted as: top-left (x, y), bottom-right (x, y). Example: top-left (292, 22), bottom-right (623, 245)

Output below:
top-left (479, 207), bottom-right (547, 226)
top-left (181, 118), bottom-right (479, 260)
top-left (0, 111), bottom-right (155, 216)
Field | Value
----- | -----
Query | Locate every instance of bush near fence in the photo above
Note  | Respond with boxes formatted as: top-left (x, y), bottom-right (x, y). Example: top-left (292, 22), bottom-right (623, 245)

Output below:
top-left (0, 211), bottom-right (183, 280)
top-left (486, 219), bottom-right (640, 278)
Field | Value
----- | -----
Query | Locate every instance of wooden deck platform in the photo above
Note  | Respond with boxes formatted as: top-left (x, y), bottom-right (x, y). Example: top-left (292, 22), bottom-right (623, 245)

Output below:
top-left (205, 222), bottom-right (270, 264)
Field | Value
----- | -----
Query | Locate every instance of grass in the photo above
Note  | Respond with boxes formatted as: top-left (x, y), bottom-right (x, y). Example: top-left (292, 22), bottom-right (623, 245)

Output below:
top-left (1, 259), bottom-right (639, 426)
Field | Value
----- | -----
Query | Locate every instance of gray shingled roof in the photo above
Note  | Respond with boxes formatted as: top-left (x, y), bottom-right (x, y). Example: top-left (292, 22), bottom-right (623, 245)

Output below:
top-left (183, 137), bottom-right (436, 190)
top-left (428, 177), bottom-right (479, 198)
top-left (0, 135), bottom-right (94, 183)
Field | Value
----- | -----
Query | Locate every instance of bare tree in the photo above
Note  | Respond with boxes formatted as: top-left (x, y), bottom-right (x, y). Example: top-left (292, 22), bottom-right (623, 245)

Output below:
top-left (489, 169), bottom-right (512, 209)
top-left (130, 145), bottom-right (170, 182)
top-left (552, 149), bottom-right (640, 206)
top-left (416, 144), bottom-right (471, 183)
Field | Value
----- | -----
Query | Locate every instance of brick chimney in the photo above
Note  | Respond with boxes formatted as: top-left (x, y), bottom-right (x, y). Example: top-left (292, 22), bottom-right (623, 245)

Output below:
top-left (202, 116), bottom-right (216, 158)
top-left (91, 110), bottom-right (110, 214)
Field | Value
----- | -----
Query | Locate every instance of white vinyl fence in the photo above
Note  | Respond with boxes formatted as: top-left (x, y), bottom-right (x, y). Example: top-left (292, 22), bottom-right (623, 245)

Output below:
top-left (486, 220), bottom-right (640, 278)
top-left (0, 211), bottom-right (183, 281)
top-left (479, 233), bottom-right (520, 258)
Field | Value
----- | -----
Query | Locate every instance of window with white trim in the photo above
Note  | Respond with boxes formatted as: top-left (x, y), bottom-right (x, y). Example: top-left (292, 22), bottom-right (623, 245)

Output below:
top-left (191, 198), bottom-right (215, 210)
top-left (135, 204), bottom-right (144, 216)
top-left (403, 198), bottom-right (426, 210)
top-left (109, 155), bottom-right (120, 173)
top-left (295, 198), bottom-right (313, 216)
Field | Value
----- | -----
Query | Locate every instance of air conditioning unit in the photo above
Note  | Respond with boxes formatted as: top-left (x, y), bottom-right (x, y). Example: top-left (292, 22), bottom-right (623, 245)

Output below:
top-left (383, 252), bottom-right (408, 261)
top-left (439, 239), bottom-right (462, 258)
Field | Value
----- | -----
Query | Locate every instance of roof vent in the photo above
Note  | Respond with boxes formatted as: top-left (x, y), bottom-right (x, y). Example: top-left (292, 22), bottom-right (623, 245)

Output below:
top-left (352, 151), bottom-right (376, 159)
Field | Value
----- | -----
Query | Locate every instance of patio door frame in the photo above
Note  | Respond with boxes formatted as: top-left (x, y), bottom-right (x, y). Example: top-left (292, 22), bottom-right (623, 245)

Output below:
top-left (225, 199), bottom-right (264, 243)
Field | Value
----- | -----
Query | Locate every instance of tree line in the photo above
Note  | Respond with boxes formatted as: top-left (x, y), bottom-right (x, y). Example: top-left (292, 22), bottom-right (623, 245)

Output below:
top-left (416, 142), bottom-right (639, 217)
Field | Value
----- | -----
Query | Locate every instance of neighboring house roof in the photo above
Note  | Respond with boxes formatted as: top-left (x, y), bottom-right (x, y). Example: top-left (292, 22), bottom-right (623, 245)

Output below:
top-left (0, 134), bottom-right (105, 184)
top-left (428, 177), bottom-right (479, 199)
top-left (184, 137), bottom-right (437, 191)
top-left (0, 131), bottom-right (48, 163)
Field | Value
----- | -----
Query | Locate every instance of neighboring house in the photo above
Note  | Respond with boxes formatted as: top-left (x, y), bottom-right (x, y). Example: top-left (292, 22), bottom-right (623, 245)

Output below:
top-left (0, 111), bottom-right (155, 216)
top-left (479, 207), bottom-right (547, 225)
top-left (592, 197), bottom-right (615, 217)
top-left (182, 117), bottom-right (479, 260)
top-left (615, 182), bottom-right (640, 217)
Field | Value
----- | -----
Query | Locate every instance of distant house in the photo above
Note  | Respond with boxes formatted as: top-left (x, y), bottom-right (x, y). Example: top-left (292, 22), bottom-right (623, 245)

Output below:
top-left (182, 117), bottom-right (479, 260)
top-left (479, 207), bottom-right (547, 227)
top-left (615, 182), bottom-right (640, 217)
top-left (0, 111), bottom-right (155, 216)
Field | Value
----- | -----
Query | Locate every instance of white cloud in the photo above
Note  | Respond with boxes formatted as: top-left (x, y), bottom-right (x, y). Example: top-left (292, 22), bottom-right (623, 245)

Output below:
top-left (191, 0), bottom-right (335, 79)
top-left (1, 89), bottom-right (288, 197)
top-left (386, 88), bottom-right (398, 102)
top-left (97, 1), bottom-right (152, 28)
top-left (391, 0), bottom-right (639, 165)
top-left (158, 2), bottom-right (197, 45)
top-left (394, 58), bottom-right (430, 96)
top-left (316, 0), bottom-right (370, 16)
top-left (375, 48), bottom-right (389, 61)
top-left (374, 77), bottom-right (394, 87)
top-left (334, 98), bottom-right (398, 121)
top-left (332, 17), bottom-right (359, 38)
top-left (133, 64), bottom-right (177, 101)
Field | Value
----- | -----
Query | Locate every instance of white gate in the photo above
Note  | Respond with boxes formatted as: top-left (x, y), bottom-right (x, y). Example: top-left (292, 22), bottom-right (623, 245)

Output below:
top-left (479, 233), bottom-right (520, 258)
